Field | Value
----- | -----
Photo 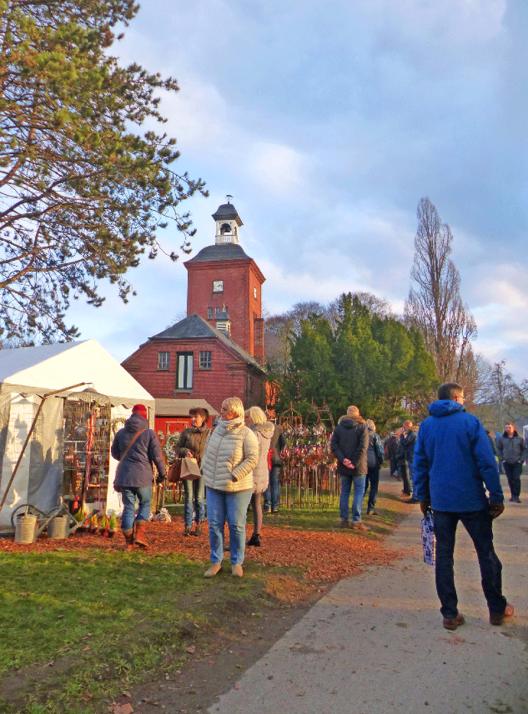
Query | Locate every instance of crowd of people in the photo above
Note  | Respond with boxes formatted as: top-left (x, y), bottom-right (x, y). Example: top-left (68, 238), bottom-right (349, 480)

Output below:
top-left (111, 388), bottom-right (522, 628)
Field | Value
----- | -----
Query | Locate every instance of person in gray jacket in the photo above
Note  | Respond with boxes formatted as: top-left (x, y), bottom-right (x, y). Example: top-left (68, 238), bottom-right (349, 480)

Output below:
top-left (111, 404), bottom-right (166, 549)
top-left (245, 406), bottom-right (274, 547)
top-left (497, 423), bottom-right (526, 503)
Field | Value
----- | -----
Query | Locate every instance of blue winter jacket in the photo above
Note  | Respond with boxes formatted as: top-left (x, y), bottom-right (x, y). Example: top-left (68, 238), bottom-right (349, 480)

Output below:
top-left (111, 414), bottom-right (166, 488)
top-left (413, 400), bottom-right (503, 512)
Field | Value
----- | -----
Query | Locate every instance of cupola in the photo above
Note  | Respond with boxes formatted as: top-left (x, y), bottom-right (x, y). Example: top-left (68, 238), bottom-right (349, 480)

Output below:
top-left (212, 195), bottom-right (243, 245)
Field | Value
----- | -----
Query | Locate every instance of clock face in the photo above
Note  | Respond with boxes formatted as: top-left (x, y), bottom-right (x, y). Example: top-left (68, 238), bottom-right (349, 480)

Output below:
top-left (212, 280), bottom-right (224, 293)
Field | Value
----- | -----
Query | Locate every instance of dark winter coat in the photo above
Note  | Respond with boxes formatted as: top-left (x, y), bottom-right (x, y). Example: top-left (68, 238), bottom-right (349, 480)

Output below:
top-left (111, 414), bottom-right (166, 488)
top-left (330, 417), bottom-right (369, 476)
top-left (496, 433), bottom-right (526, 464)
top-left (413, 400), bottom-right (503, 512)
top-left (384, 434), bottom-right (399, 460)
top-left (399, 429), bottom-right (417, 463)
top-left (269, 424), bottom-right (286, 467)
top-left (367, 431), bottom-right (385, 469)
top-left (176, 425), bottom-right (211, 465)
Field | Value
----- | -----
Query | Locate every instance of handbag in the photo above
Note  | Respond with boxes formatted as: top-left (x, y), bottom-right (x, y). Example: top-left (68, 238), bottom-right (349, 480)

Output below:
top-left (167, 458), bottom-right (182, 483)
top-left (421, 510), bottom-right (435, 566)
top-left (179, 456), bottom-right (201, 481)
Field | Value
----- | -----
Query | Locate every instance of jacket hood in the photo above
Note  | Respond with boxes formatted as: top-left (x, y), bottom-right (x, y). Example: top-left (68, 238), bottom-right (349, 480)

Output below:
top-left (252, 421), bottom-right (275, 439)
top-left (428, 400), bottom-right (465, 418)
top-left (338, 416), bottom-right (365, 428)
top-left (502, 430), bottom-right (519, 438)
top-left (125, 413), bottom-right (148, 432)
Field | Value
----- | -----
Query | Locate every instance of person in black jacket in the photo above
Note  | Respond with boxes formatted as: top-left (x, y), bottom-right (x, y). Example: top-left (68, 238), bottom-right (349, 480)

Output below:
top-left (176, 407), bottom-right (210, 535)
top-left (112, 404), bottom-right (166, 549)
top-left (264, 422), bottom-right (286, 514)
top-left (399, 420), bottom-right (418, 503)
top-left (330, 405), bottom-right (369, 530)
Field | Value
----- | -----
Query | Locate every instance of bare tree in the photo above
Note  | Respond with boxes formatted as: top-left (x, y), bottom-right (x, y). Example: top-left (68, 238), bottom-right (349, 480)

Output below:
top-left (405, 197), bottom-right (477, 384)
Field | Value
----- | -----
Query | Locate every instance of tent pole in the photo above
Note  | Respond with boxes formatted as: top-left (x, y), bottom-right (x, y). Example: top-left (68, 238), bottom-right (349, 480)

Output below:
top-left (0, 382), bottom-right (88, 513)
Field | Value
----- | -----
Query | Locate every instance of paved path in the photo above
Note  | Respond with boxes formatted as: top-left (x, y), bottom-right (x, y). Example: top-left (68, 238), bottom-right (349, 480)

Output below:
top-left (209, 478), bottom-right (528, 714)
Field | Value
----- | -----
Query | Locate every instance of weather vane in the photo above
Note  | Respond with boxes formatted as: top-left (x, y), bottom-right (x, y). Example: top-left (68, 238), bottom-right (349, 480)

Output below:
top-left (226, 194), bottom-right (233, 204)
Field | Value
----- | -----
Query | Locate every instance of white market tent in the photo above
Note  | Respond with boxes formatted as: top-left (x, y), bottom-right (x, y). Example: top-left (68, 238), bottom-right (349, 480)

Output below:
top-left (0, 340), bottom-right (155, 529)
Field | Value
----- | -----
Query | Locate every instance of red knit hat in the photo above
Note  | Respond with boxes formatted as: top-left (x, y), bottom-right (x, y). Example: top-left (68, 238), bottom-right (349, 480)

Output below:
top-left (132, 404), bottom-right (148, 419)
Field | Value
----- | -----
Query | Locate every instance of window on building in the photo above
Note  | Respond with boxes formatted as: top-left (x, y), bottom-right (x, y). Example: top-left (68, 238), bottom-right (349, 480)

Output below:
top-left (199, 351), bottom-right (212, 370)
top-left (207, 307), bottom-right (213, 319)
top-left (176, 352), bottom-right (193, 390)
top-left (157, 351), bottom-right (169, 370)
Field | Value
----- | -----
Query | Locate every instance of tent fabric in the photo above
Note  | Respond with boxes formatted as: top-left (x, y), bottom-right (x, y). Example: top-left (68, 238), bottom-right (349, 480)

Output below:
top-left (0, 340), bottom-right (154, 407)
top-left (28, 396), bottom-right (63, 515)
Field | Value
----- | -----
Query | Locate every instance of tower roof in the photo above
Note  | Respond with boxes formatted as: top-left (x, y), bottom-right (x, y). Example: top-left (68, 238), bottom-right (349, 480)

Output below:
top-left (212, 201), bottom-right (243, 226)
top-left (185, 243), bottom-right (250, 264)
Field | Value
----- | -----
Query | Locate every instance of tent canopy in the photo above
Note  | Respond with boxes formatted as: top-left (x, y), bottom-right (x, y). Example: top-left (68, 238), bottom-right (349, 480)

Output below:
top-left (0, 340), bottom-right (154, 408)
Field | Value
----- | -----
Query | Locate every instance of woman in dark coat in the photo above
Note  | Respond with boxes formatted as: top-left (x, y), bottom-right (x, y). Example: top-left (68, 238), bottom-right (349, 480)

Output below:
top-left (176, 407), bottom-right (210, 535)
top-left (111, 404), bottom-right (166, 549)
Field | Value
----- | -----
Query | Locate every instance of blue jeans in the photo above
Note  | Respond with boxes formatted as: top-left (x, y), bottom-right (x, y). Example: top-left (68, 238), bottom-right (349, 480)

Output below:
top-left (340, 475), bottom-right (366, 523)
top-left (433, 509), bottom-right (507, 619)
top-left (206, 488), bottom-right (253, 565)
top-left (365, 466), bottom-right (380, 511)
top-left (264, 466), bottom-right (281, 511)
top-left (183, 477), bottom-right (206, 527)
top-left (121, 486), bottom-right (152, 531)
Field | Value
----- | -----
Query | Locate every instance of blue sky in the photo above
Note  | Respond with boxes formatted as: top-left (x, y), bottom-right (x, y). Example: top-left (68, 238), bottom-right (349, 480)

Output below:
top-left (68, 0), bottom-right (527, 377)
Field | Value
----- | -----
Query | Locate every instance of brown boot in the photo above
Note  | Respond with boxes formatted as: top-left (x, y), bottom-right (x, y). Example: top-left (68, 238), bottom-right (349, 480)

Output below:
top-left (134, 520), bottom-right (149, 548)
top-left (122, 528), bottom-right (134, 551)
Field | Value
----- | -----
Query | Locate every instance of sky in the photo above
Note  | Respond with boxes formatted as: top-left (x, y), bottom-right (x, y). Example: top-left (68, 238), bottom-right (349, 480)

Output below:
top-left (68, 0), bottom-right (527, 377)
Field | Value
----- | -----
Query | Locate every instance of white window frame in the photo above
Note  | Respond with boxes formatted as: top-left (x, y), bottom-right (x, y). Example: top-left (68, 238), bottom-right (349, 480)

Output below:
top-left (157, 351), bottom-right (170, 370)
top-left (176, 352), bottom-right (193, 390)
top-left (199, 351), bottom-right (212, 370)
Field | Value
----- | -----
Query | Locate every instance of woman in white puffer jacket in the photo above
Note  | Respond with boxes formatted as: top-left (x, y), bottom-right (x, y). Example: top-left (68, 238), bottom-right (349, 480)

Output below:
top-left (201, 396), bottom-right (258, 578)
top-left (245, 406), bottom-right (274, 548)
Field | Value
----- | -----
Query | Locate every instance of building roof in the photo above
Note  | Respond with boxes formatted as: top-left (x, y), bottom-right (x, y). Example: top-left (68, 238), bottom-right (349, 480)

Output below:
top-left (150, 314), bottom-right (265, 373)
top-left (0, 340), bottom-right (154, 405)
top-left (212, 201), bottom-right (243, 226)
top-left (154, 398), bottom-right (218, 417)
top-left (185, 243), bottom-right (250, 264)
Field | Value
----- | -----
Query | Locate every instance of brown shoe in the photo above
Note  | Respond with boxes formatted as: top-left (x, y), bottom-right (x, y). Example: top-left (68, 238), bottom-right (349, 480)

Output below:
top-left (204, 563), bottom-right (222, 578)
top-left (122, 528), bottom-right (134, 550)
top-left (231, 564), bottom-right (243, 577)
top-left (490, 603), bottom-right (514, 626)
top-left (443, 613), bottom-right (465, 631)
top-left (339, 519), bottom-right (349, 528)
top-left (351, 521), bottom-right (368, 531)
top-left (134, 520), bottom-right (149, 548)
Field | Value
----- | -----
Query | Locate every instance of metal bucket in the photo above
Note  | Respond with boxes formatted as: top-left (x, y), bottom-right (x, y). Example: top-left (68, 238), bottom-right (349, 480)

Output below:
top-left (15, 514), bottom-right (37, 544)
top-left (48, 515), bottom-right (69, 540)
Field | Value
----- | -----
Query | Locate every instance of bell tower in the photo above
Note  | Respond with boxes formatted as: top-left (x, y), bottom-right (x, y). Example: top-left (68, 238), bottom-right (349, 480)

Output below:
top-left (184, 197), bottom-right (265, 362)
top-left (213, 195), bottom-right (242, 245)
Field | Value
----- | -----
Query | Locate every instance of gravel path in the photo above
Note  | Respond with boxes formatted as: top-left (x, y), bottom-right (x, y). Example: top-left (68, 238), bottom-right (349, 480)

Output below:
top-left (208, 477), bottom-right (528, 714)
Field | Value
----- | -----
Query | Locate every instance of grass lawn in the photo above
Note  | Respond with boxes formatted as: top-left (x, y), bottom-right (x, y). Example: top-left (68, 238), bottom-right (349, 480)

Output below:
top-left (0, 482), bottom-right (406, 713)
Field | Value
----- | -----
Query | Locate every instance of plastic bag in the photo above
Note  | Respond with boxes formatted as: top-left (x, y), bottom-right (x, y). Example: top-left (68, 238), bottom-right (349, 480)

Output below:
top-left (421, 510), bottom-right (435, 566)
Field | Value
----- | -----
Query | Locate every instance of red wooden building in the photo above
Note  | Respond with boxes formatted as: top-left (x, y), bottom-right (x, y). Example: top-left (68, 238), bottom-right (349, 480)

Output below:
top-left (122, 199), bottom-right (267, 440)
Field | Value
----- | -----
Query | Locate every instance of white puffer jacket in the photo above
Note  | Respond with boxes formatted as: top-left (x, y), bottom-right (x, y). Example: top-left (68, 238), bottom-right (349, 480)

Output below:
top-left (201, 417), bottom-right (259, 492)
top-left (251, 421), bottom-right (274, 493)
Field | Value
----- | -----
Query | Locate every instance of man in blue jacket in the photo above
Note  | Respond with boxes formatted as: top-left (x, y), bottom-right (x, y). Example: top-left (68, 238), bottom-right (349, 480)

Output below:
top-left (413, 382), bottom-right (513, 630)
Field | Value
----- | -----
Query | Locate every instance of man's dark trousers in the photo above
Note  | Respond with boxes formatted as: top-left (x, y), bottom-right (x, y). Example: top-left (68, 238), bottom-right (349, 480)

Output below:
top-left (433, 509), bottom-right (507, 619)
top-left (503, 462), bottom-right (522, 500)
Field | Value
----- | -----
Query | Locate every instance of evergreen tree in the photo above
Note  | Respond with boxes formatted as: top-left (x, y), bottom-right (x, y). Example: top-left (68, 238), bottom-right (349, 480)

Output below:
top-left (0, 1), bottom-right (207, 341)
